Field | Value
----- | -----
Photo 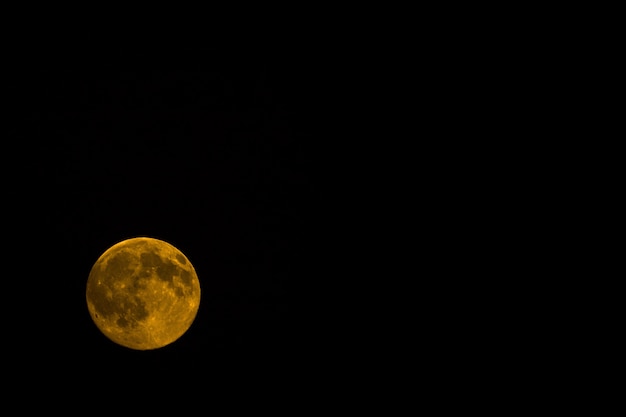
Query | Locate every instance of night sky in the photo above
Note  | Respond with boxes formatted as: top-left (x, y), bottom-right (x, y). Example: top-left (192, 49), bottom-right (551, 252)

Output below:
top-left (5, 57), bottom-right (332, 388)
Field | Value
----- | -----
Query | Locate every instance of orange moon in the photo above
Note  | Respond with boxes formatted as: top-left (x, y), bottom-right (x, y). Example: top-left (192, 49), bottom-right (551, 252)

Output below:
top-left (86, 237), bottom-right (201, 350)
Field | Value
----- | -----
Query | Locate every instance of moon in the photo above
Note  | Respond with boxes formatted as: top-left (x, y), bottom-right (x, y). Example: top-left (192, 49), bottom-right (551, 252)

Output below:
top-left (86, 237), bottom-right (201, 350)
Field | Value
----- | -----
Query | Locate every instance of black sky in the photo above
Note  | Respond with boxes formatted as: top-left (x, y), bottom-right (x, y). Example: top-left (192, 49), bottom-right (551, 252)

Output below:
top-left (4, 56), bottom-right (332, 383)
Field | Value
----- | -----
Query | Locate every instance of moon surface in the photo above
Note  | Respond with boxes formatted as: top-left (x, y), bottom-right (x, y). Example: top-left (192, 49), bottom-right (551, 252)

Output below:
top-left (86, 237), bottom-right (201, 350)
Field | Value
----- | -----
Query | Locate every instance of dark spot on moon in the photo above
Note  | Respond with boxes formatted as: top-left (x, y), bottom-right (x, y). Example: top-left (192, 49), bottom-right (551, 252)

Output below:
top-left (174, 286), bottom-right (184, 297)
top-left (176, 253), bottom-right (187, 265)
top-left (180, 269), bottom-right (192, 287)
top-left (87, 280), bottom-right (118, 318)
top-left (114, 296), bottom-right (149, 328)
top-left (129, 274), bottom-right (147, 292)
top-left (103, 251), bottom-right (133, 278)
top-left (140, 251), bottom-right (163, 267)
top-left (130, 297), bottom-right (149, 319)
top-left (88, 271), bottom-right (149, 325)
top-left (139, 268), bottom-right (152, 278)
top-left (156, 261), bottom-right (176, 283)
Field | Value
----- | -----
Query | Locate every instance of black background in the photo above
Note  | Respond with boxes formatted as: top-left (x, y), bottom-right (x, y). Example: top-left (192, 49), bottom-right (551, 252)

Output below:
top-left (3, 53), bottom-right (340, 392)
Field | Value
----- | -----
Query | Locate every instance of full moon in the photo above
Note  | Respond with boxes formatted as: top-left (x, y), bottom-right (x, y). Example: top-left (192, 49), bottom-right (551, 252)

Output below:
top-left (86, 237), bottom-right (201, 350)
